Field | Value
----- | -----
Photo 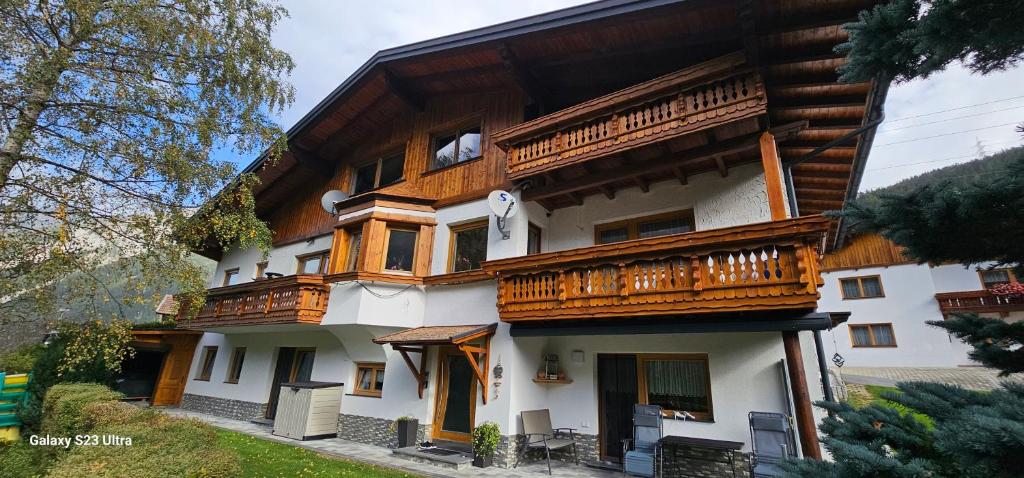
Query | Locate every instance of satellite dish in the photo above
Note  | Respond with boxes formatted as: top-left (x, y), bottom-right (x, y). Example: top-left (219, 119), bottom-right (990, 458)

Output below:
top-left (488, 190), bottom-right (518, 240)
top-left (320, 190), bottom-right (349, 215)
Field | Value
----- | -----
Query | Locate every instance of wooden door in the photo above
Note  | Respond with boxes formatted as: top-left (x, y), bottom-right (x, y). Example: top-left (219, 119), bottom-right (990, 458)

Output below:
top-left (151, 335), bottom-right (199, 406)
top-left (432, 347), bottom-right (477, 442)
top-left (597, 354), bottom-right (638, 462)
top-left (266, 347), bottom-right (296, 419)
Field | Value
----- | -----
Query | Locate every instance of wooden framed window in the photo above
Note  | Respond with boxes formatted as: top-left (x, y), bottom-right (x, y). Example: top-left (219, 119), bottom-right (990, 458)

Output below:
top-left (527, 223), bottom-right (542, 255)
top-left (255, 262), bottom-right (269, 279)
top-left (431, 124), bottom-right (482, 169)
top-left (194, 346), bottom-right (218, 381)
top-left (595, 210), bottom-right (695, 245)
top-left (382, 227), bottom-right (418, 274)
top-left (289, 348), bottom-right (316, 382)
top-left (839, 275), bottom-right (884, 299)
top-left (343, 227), bottom-right (363, 272)
top-left (849, 323), bottom-right (897, 347)
top-left (979, 268), bottom-right (1017, 288)
top-left (224, 347), bottom-right (246, 384)
top-left (637, 354), bottom-right (713, 422)
top-left (353, 362), bottom-right (386, 397)
top-left (352, 151), bottom-right (406, 195)
top-left (448, 220), bottom-right (488, 272)
top-left (222, 268), bottom-right (239, 286)
top-left (297, 250), bottom-right (331, 275)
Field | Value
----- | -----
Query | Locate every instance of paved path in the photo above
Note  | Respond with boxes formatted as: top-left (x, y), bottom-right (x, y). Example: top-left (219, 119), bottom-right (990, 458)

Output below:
top-left (163, 408), bottom-right (619, 478)
top-left (837, 366), bottom-right (1021, 391)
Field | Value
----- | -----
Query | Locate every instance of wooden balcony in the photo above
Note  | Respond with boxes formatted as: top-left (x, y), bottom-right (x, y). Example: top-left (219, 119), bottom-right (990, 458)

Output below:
top-left (935, 290), bottom-right (1024, 316)
top-left (177, 275), bottom-right (330, 328)
top-left (482, 216), bottom-right (828, 322)
top-left (492, 52), bottom-right (767, 182)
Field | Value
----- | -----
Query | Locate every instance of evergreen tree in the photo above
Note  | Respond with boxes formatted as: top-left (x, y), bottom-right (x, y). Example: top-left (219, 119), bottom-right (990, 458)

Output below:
top-left (838, 0), bottom-right (1024, 83)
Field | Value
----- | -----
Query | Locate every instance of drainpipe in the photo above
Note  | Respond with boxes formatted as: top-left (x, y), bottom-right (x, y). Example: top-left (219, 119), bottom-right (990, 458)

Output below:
top-left (813, 330), bottom-right (835, 402)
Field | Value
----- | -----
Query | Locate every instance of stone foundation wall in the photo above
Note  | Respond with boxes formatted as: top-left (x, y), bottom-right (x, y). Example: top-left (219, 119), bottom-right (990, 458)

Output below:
top-left (662, 446), bottom-right (752, 478)
top-left (496, 432), bottom-right (599, 468)
top-left (337, 414), bottom-right (431, 449)
top-left (180, 393), bottom-right (266, 421)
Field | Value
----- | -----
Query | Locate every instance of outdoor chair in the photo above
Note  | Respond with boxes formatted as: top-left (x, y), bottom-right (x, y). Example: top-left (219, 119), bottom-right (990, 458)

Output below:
top-left (514, 409), bottom-right (579, 475)
top-left (622, 404), bottom-right (663, 477)
top-left (748, 411), bottom-right (796, 477)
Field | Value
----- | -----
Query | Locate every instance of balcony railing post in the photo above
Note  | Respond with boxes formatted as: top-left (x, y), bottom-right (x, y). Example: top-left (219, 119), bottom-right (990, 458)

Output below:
top-left (554, 131), bottom-right (563, 157)
top-left (691, 256), bottom-right (703, 291)
top-left (618, 263), bottom-right (629, 297)
top-left (265, 288), bottom-right (274, 313)
top-left (557, 270), bottom-right (567, 302)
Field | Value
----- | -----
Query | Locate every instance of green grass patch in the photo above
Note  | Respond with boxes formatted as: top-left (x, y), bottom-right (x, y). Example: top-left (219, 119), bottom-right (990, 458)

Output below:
top-left (215, 429), bottom-right (422, 478)
top-left (847, 384), bottom-right (933, 428)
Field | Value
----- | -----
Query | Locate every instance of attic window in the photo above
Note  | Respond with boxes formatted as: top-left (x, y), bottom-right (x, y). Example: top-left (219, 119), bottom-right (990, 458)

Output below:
top-left (432, 125), bottom-right (481, 169)
top-left (352, 151), bottom-right (405, 194)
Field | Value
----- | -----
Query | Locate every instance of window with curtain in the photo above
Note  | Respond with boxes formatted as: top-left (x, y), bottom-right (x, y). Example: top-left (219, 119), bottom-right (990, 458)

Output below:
top-left (354, 363), bottom-right (385, 397)
top-left (639, 355), bottom-right (712, 421)
top-left (980, 268), bottom-right (1015, 288)
top-left (850, 324), bottom-right (896, 347)
top-left (840, 276), bottom-right (884, 299)
top-left (595, 210), bottom-right (695, 244)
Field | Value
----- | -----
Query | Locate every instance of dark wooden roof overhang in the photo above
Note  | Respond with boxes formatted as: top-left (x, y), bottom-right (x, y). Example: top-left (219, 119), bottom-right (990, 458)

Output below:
top-left (507, 311), bottom-right (846, 337)
top-left (209, 0), bottom-right (887, 255)
top-left (373, 324), bottom-right (496, 403)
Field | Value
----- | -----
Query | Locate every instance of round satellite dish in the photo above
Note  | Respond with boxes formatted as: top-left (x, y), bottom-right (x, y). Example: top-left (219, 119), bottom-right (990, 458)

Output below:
top-left (487, 190), bottom-right (519, 218)
top-left (320, 190), bottom-right (349, 214)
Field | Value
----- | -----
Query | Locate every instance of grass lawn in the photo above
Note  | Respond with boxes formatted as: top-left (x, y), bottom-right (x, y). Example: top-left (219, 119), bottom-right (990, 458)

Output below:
top-left (216, 429), bottom-right (423, 478)
top-left (845, 383), bottom-right (933, 428)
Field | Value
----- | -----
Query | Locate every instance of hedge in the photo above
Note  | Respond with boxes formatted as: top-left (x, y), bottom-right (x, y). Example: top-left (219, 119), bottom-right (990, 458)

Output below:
top-left (40, 383), bottom-right (123, 439)
top-left (0, 344), bottom-right (42, 374)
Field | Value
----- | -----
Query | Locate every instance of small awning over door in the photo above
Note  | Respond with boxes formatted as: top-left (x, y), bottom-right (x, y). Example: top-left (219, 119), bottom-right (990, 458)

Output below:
top-left (373, 324), bottom-right (496, 404)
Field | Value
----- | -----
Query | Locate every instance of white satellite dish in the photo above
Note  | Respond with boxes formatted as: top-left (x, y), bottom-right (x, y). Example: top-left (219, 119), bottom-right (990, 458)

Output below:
top-left (488, 190), bottom-right (518, 240)
top-left (320, 190), bottom-right (349, 215)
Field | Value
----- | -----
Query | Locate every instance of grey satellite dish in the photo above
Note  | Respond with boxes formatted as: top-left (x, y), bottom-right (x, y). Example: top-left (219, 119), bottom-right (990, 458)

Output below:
top-left (320, 190), bottom-right (349, 215)
top-left (488, 190), bottom-right (518, 240)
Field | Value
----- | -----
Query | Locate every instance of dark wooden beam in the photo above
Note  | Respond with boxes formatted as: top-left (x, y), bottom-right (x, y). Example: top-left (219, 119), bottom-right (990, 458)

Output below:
top-left (290, 145), bottom-right (335, 177)
top-left (498, 43), bottom-right (549, 110)
top-left (599, 184), bottom-right (616, 200)
top-left (672, 166), bottom-right (688, 185)
top-left (633, 176), bottom-right (650, 193)
top-left (383, 69), bottom-right (425, 112)
top-left (714, 155), bottom-right (728, 177)
top-left (739, 0), bottom-right (759, 66)
top-left (567, 192), bottom-right (584, 206)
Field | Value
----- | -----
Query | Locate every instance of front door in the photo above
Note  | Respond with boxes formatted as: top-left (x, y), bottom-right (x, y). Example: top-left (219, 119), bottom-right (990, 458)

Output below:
top-left (598, 354), bottom-right (638, 462)
top-left (432, 347), bottom-right (477, 442)
top-left (265, 347), bottom-right (296, 419)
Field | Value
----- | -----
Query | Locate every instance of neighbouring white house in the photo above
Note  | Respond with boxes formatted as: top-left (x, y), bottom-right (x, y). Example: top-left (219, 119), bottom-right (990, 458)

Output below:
top-left (138, 1), bottom-right (896, 474)
top-left (819, 233), bottom-right (1024, 368)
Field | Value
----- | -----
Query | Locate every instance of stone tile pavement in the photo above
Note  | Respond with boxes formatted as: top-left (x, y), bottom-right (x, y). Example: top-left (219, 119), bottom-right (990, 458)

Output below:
top-left (162, 408), bottom-right (620, 478)
top-left (837, 366), bottom-right (1022, 391)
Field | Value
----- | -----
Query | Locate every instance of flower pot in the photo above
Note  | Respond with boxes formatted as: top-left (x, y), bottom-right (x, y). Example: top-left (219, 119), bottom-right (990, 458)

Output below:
top-left (396, 419), bottom-right (418, 448)
top-left (472, 453), bottom-right (493, 468)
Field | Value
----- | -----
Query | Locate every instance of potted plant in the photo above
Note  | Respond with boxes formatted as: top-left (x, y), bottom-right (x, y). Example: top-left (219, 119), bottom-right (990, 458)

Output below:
top-left (471, 421), bottom-right (501, 468)
top-left (388, 416), bottom-right (418, 448)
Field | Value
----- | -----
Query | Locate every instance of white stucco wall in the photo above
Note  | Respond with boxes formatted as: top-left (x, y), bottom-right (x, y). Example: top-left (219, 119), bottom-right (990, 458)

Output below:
top-left (930, 263), bottom-right (987, 293)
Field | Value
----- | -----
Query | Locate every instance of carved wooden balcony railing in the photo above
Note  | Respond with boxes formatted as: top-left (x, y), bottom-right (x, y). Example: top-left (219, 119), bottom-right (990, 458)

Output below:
top-left (482, 216), bottom-right (828, 322)
top-left (935, 290), bottom-right (1024, 316)
top-left (177, 275), bottom-right (330, 328)
top-left (492, 52), bottom-right (766, 180)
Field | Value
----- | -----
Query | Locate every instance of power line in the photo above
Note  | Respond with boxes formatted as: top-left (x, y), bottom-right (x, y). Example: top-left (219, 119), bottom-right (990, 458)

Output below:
top-left (873, 121), bottom-right (1022, 148)
top-left (879, 104), bottom-right (1024, 133)
top-left (886, 94), bottom-right (1024, 123)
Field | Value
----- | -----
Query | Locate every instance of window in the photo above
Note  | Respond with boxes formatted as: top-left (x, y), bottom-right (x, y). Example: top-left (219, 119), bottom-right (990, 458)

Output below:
top-left (255, 262), bottom-right (269, 279)
top-left (343, 228), bottom-right (362, 272)
top-left (222, 269), bottom-right (239, 286)
top-left (353, 362), bottom-right (386, 397)
top-left (352, 151), bottom-right (405, 195)
top-left (290, 348), bottom-right (316, 382)
top-left (850, 323), bottom-right (897, 347)
top-left (432, 125), bottom-right (481, 169)
top-left (980, 268), bottom-right (1016, 288)
top-left (449, 220), bottom-right (488, 272)
top-left (383, 227), bottom-right (418, 273)
top-left (595, 210), bottom-right (695, 245)
top-left (839, 275), bottom-right (884, 299)
top-left (225, 347), bottom-right (246, 383)
top-left (195, 346), bottom-right (218, 381)
top-left (527, 223), bottom-right (542, 255)
top-left (638, 354), bottom-right (712, 421)
top-left (297, 250), bottom-right (331, 275)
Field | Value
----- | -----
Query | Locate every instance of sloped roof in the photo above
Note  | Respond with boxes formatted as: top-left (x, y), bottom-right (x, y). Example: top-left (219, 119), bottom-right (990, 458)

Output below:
top-left (373, 324), bottom-right (497, 345)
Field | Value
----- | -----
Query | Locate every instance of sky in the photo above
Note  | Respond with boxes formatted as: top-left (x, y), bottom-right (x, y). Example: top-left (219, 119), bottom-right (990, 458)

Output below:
top-left (267, 0), bottom-right (1024, 193)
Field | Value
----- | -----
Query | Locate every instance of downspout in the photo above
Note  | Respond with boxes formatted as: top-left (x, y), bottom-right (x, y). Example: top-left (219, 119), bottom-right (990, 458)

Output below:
top-left (813, 330), bottom-right (835, 402)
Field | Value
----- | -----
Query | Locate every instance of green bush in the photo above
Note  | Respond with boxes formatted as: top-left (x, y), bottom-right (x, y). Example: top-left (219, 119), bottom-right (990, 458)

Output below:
top-left (48, 415), bottom-right (241, 478)
top-left (0, 440), bottom-right (47, 478)
top-left (41, 383), bottom-right (123, 439)
top-left (81, 400), bottom-right (149, 430)
top-left (0, 344), bottom-right (43, 374)
top-left (471, 421), bottom-right (501, 457)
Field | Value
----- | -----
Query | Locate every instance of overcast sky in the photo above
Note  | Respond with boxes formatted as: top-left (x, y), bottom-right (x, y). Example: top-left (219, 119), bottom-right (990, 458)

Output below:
top-left (269, 0), bottom-right (1024, 193)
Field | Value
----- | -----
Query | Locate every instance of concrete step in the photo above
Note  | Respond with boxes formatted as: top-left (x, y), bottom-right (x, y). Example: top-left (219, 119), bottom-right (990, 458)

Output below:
top-left (249, 417), bottom-right (274, 427)
top-left (393, 445), bottom-right (474, 471)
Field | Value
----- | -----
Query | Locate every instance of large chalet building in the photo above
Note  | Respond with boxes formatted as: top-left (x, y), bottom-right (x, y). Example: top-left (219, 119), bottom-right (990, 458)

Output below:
top-left (166, 0), bottom-right (889, 470)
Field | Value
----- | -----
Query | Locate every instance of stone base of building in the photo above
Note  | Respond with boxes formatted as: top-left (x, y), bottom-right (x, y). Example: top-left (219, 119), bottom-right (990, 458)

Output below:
top-left (495, 432), bottom-right (599, 469)
top-left (180, 393), bottom-right (266, 422)
top-left (662, 446), bottom-right (752, 478)
top-left (337, 414), bottom-right (431, 449)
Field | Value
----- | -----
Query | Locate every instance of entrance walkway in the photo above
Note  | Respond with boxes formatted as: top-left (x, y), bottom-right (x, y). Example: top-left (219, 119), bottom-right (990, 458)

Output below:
top-left (163, 408), bottom-right (620, 478)
top-left (838, 366), bottom-right (1022, 391)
